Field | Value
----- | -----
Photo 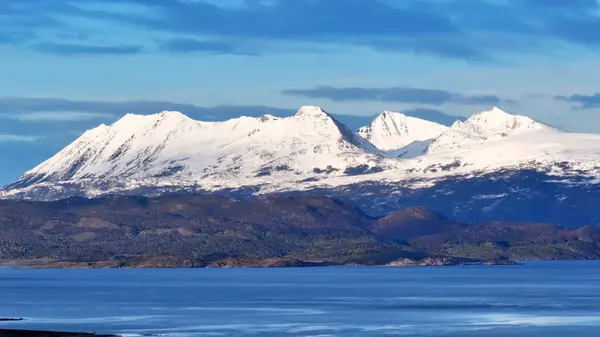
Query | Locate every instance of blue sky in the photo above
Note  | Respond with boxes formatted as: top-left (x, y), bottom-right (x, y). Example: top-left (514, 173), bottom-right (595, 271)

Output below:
top-left (2, 0), bottom-right (600, 185)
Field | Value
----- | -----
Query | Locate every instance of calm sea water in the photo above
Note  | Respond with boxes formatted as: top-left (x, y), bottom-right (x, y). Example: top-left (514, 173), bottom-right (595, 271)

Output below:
top-left (1, 261), bottom-right (600, 337)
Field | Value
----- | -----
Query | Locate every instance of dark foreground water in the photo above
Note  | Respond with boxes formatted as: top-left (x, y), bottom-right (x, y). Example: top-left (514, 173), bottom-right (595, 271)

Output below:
top-left (1, 261), bottom-right (600, 337)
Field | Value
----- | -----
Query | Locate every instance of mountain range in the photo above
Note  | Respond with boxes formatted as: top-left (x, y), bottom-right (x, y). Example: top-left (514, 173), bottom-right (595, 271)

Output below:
top-left (2, 106), bottom-right (600, 228)
top-left (1, 194), bottom-right (599, 268)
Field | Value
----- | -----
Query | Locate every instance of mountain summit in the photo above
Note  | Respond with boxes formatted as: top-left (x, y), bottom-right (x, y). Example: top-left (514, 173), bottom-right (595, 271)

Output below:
top-left (426, 107), bottom-right (550, 154)
top-left (3, 106), bottom-right (392, 198)
top-left (358, 111), bottom-right (448, 153)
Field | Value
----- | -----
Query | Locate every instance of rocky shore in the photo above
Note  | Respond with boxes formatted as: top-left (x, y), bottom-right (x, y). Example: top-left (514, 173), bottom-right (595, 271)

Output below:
top-left (1, 255), bottom-right (520, 268)
top-left (481, 258), bottom-right (521, 265)
top-left (386, 256), bottom-right (468, 267)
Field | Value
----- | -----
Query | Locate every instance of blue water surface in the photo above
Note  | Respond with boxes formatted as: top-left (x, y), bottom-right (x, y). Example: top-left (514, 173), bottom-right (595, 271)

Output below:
top-left (1, 261), bottom-right (600, 336)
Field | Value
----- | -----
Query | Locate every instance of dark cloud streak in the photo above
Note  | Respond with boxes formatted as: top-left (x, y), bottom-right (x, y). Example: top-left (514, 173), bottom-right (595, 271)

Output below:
top-left (34, 43), bottom-right (144, 55)
top-left (159, 38), bottom-right (258, 55)
top-left (556, 93), bottom-right (600, 109)
top-left (401, 108), bottom-right (466, 126)
top-left (0, 98), bottom-right (293, 121)
top-left (0, 97), bottom-right (420, 130)
top-left (282, 86), bottom-right (507, 106)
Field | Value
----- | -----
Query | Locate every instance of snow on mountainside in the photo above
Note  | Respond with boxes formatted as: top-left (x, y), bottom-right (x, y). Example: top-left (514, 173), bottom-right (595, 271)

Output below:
top-left (380, 107), bottom-right (600, 176)
top-left (3, 106), bottom-right (393, 195)
top-left (358, 111), bottom-right (448, 157)
top-left (2, 105), bottom-right (600, 205)
top-left (426, 107), bottom-right (549, 154)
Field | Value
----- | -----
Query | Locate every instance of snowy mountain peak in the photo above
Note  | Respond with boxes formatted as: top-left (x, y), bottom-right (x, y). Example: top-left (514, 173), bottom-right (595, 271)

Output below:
top-left (113, 113), bottom-right (145, 126)
top-left (472, 106), bottom-right (526, 121)
top-left (358, 110), bottom-right (448, 153)
top-left (113, 110), bottom-right (191, 129)
top-left (427, 107), bottom-right (550, 154)
top-left (467, 106), bottom-right (515, 122)
top-left (295, 105), bottom-right (330, 118)
top-left (259, 114), bottom-right (279, 122)
top-left (487, 106), bottom-right (508, 115)
top-left (288, 105), bottom-right (381, 152)
top-left (461, 107), bottom-right (547, 135)
top-left (158, 110), bottom-right (189, 120)
top-left (2, 106), bottom-right (392, 196)
top-left (380, 110), bottom-right (400, 118)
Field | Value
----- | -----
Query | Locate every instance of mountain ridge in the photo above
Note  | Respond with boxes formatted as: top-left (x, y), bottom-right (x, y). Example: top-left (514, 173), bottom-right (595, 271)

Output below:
top-left (5, 105), bottom-right (391, 192)
top-left (2, 105), bottom-right (600, 227)
top-left (1, 194), bottom-right (599, 268)
top-left (426, 107), bottom-right (551, 154)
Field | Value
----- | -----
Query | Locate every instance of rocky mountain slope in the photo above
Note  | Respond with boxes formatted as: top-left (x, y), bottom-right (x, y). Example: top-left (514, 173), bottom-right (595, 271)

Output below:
top-left (2, 106), bottom-right (600, 227)
top-left (1, 195), bottom-right (598, 267)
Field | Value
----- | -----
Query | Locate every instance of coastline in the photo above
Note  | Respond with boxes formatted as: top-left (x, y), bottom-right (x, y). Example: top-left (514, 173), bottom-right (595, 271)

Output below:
top-left (0, 329), bottom-right (115, 337)
top-left (0, 257), bottom-right (521, 269)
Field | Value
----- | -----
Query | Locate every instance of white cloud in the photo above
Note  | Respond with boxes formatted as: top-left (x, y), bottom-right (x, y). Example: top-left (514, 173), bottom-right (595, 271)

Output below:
top-left (0, 134), bottom-right (42, 142)
top-left (0, 111), bottom-right (115, 122)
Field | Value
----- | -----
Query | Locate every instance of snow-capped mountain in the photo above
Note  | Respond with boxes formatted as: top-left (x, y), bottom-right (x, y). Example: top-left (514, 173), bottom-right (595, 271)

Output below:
top-left (3, 106), bottom-right (393, 196)
top-left (2, 105), bottom-right (600, 227)
top-left (393, 107), bottom-right (600, 175)
top-left (426, 107), bottom-right (549, 154)
top-left (358, 111), bottom-right (448, 157)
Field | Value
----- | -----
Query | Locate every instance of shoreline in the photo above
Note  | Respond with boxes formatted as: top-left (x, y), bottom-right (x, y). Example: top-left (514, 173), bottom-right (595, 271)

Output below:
top-left (0, 257), bottom-right (522, 269)
top-left (0, 329), bottom-right (116, 337)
